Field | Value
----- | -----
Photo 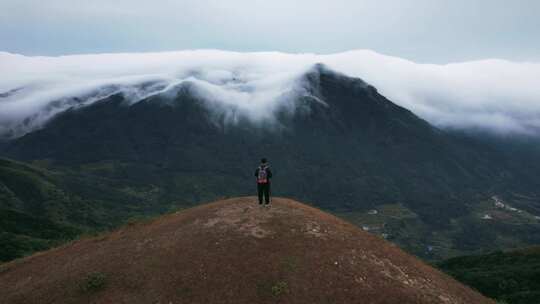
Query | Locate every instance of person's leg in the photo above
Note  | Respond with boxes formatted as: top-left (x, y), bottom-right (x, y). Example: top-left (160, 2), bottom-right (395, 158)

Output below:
top-left (257, 184), bottom-right (263, 205)
top-left (264, 184), bottom-right (270, 205)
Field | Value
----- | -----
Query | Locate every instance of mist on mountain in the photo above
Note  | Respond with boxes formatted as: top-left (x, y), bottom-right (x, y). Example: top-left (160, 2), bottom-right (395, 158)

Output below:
top-left (1, 50), bottom-right (540, 139)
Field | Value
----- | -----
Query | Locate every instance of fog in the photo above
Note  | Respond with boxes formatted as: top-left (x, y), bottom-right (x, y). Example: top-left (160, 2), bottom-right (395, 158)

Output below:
top-left (1, 49), bottom-right (539, 138)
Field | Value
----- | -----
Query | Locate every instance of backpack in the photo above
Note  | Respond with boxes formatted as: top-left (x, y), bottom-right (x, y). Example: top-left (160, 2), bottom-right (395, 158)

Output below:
top-left (257, 166), bottom-right (268, 184)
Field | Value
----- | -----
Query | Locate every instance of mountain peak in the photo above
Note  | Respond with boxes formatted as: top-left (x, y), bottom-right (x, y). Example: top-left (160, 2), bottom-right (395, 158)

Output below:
top-left (301, 63), bottom-right (371, 91)
top-left (0, 197), bottom-right (493, 304)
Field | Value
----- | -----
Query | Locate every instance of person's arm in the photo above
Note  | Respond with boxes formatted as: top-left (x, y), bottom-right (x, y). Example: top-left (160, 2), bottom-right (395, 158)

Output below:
top-left (267, 168), bottom-right (272, 179)
top-left (254, 168), bottom-right (259, 177)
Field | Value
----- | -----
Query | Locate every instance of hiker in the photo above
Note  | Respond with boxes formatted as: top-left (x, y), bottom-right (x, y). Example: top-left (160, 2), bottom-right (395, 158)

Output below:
top-left (255, 158), bottom-right (272, 206)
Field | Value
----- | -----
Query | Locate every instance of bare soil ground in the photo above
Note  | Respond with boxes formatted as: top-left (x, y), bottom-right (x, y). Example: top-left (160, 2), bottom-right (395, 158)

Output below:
top-left (0, 197), bottom-right (494, 304)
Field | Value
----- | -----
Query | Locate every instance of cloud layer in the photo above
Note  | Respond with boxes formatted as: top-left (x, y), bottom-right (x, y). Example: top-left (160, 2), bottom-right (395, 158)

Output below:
top-left (1, 49), bottom-right (540, 138)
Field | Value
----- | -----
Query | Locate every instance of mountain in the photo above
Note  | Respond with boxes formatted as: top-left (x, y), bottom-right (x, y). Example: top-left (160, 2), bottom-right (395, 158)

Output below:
top-left (1, 64), bottom-right (540, 260)
top-left (438, 246), bottom-right (540, 304)
top-left (0, 197), bottom-right (494, 304)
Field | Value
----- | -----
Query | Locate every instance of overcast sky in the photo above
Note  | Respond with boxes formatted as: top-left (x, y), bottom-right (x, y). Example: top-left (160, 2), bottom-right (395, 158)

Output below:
top-left (1, 0), bottom-right (539, 63)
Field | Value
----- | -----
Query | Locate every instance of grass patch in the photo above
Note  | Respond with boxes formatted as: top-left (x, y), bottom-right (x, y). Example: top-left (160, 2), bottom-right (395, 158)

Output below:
top-left (257, 279), bottom-right (289, 299)
top-left (79, 272), bottom-right (107, 293)
top-left (173, 286), bottom-right (193, 300)
top-left (282, 256), bottom-right (299, 272)
top-left (271, 281), bottom-right (289, 298)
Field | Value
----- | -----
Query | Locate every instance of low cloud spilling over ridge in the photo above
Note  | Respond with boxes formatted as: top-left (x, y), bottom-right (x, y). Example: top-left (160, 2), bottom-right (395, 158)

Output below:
top-left (1, 50), bottom-right (539, 138)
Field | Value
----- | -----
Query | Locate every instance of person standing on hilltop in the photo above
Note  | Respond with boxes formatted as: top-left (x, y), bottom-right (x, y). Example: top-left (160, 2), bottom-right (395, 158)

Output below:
top-left (255, 158), bottom-right (272, 206)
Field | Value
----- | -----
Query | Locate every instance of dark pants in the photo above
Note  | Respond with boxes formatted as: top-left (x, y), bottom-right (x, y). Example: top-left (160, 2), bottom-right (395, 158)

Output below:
top-left (257, 183), bottom-right (270, 205)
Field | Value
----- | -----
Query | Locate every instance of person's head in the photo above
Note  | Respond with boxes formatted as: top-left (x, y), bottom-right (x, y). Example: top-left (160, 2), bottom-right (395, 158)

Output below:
top-left (260, 158), bottom-right (267, 164)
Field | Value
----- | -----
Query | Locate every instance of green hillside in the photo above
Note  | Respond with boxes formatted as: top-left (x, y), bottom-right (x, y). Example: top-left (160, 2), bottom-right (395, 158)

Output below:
top-left (438, 246), bottom-right (540, 304)
top-left (0, 158), bottom-right (197, 262)
top-left (0, 158), bottom-right (80, 261)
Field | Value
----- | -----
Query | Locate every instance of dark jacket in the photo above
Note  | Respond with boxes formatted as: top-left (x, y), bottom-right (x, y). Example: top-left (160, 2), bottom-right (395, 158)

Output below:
top-left (254, 164), bottom-right (272, 184)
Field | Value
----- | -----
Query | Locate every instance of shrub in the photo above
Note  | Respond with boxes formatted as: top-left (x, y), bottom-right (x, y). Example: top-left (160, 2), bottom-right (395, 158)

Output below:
top-left (271, 281), bottom-right (289, 297)
top-left (80, 272), bottom-right (107, 293)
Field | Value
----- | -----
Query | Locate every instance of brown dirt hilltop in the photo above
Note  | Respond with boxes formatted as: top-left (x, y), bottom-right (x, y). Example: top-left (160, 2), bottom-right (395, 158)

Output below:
top-left (0, 197), bottom-right (494, 304)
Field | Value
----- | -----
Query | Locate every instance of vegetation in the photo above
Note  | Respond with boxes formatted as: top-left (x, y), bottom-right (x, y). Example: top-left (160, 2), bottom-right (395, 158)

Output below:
top-left (79, 272), bottom-right (107, 293)
top-left (282, 256), bottom-right (300, 272)
top-left (271, 281), bottom-right (289, 298)
top-left (0, 158), bottom-right (191, 262)
top-left (438, 246), bottom-right (540, 304)
top-left (335, 201), bottom-right (540, 262)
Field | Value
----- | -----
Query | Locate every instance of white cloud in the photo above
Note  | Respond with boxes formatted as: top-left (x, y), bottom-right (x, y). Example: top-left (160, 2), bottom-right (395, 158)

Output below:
top-left (0, 49), bottom-right (539, 138)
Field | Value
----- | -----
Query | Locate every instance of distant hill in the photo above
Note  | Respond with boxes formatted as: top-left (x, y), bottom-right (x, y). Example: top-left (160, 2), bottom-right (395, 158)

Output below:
top-left (2, 64), bottom-right (540, 260)
top-left (0, 158), bottom-right (81, 261)
top-left (0, 158), bottom-right (194, 262)
top-left (0, 197), bottom-right (494, 304)
top-left (438, 246), bottom-right (540, 304)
